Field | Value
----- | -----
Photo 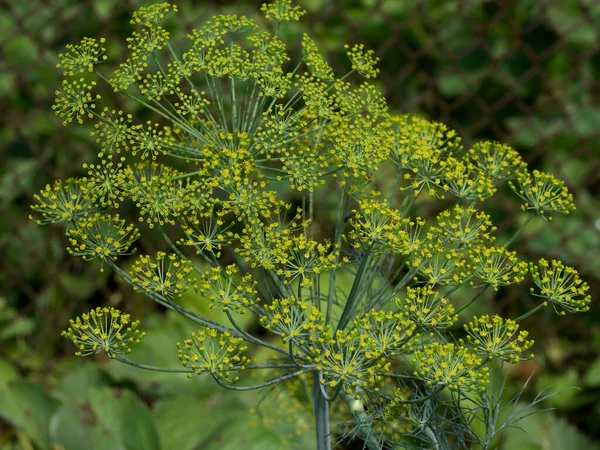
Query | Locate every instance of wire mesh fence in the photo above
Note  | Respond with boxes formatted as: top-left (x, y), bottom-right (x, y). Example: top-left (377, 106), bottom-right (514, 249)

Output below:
top-left (1, 0), bottom-right (599, 321)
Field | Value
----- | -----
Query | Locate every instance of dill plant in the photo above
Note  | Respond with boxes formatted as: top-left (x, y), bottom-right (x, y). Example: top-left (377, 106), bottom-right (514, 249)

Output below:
top-left (32, 1), bottom-right (592, 448)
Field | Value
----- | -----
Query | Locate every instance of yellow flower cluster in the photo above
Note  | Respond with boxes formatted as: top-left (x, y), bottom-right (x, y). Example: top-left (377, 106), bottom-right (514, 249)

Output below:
top-left (530, 259), bottom-right (591, 314)
top-left (62, 307), bottom-right (145, 357)
top-left (177, 328), bottom-right (250, 381)
top-left (130, 252), bottom-right (194, 299)
top-left (310, 329), bottom-right (387, 394)
top-left (413, 342), bottom-right (489, 392)
top-left (57, 37), bottom-right (107, 75)
top-left (409, 245), bottom-right (469, 286)
top-left (468, 246), bottom-right (528, 290)
top-left (81, 158), bottom-right (127, 208)
top-left (346, 199), bottom-right (409, 254)
top-left (52, 78), bottom-right (100, 125)
top-left (260, 0), bottom-right (306, 23)
top-left (345, 44), bottom-right (380, 79)
top-left (435, 205), bottom-right (496, 248)
top-left (301, 34), bottom-right (334, 81)
top-left (464, 315), bottom-right (534, 363)
top-left (468, 141), bottom-right (527, 181)
top-left (509, 170), bottom-right (576, 219)
top-left (260, 297), bottom-right (323, 345)
top-left (396, 286), bottom-right (457, 329)
top-left (30, 178), bottom-right (93, 227)
top-left (65, 214), bottom-right (140, 269)
top-left (197, 265), bottom-right (258, 313)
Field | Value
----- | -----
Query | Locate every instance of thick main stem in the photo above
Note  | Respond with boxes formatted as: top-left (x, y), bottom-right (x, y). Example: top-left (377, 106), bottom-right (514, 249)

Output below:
top-left (313, 372), bottom-right (331, 450)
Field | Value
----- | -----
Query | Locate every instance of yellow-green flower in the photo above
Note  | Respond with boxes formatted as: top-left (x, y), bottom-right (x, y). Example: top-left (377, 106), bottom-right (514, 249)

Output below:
top-left (530, 259), bottom-right (591, 314)
top-left (130, 251), bottom-right (194, 299)
top-left (345, 44), bottom-right (380, 79)
top-left (65, 214), bottom-right (140, 269)
top-left (464, 315), bottom-right (534, 363)
top-left (468, 141), bottom-right (527, 181)
top-left (435, 205), bottom-right (496, 248)
top-left (197, 265), bottom-right (258, 313)
top-left (468, 246), bottom-right (527, 290)
top-left (57, 37), bottom-right (107, 75)
top-left (509, 170), bottom-right (575, 219)
top-left (396, 286), bottom-right (457, 329)
top-left (177, 328), bottom-right (249, 381)
top-left (52, 78), bottom-right (100, 125)
top-left (62, 307), bottom-right (145, 357)
top-left (261, 0), bottom-right (306, 23)
top-left (30, 178), bottom-right (94, 227)
top-left (412, 342), bottom-right (489, 392)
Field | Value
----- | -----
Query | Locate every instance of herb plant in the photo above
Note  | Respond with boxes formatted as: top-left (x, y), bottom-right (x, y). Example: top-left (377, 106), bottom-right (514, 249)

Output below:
top-left (32, 1), bottom-right (591, 448)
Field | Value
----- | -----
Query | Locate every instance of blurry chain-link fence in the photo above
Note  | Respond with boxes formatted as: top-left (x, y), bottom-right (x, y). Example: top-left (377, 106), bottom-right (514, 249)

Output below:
top-left (1, 0), bottom-right (599, 328)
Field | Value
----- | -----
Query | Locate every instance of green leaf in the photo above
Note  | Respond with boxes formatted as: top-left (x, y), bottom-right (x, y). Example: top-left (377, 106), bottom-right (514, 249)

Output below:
top-left (49, 387), bottom-right (159, 450)
top-left (0, 380), bottom-right (60, 450)
top-left (0, 358), bottom-right (18, 387)
top-left (0, 317), bottom-right (35, 341)
top-left (53, 364), bottom-right (110, 401)
top-left (583, 359), bottom-right (600, 387)
top-left (3, 36), bottom-right (38, 66)
top-left (503, 408), bottom-right (599, 450)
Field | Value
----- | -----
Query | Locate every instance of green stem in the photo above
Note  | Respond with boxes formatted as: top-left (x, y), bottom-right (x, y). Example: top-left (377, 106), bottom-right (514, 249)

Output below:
top-left (327, 192), bottom-right (349, 323)
top-left (515, 303), bottom-right (546, 322)
top-left (313, 372), bottom-right (332, 450)
top-left (213, 368), bottom-right (312, 391)
top-left (341, 392), bottom-right (380, 450)
top-left (455, 285), bottom-right (489, 315)
top-left (504, 213), bottom-right (535, 249)
top-left (337, 250), bottom-right (372, 331)
top-left (225, 310), bottom-right (304, 361)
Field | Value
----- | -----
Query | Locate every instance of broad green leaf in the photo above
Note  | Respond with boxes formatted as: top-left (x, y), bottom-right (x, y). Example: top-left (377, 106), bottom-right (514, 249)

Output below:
top-left (0, 380), bottom-right (60, 450)
top-left (50, 387), bottom-right (159, 450)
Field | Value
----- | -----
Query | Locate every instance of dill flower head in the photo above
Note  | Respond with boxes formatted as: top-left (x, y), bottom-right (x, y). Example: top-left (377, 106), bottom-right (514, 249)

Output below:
top-left (354, 310), bottom-right (416, 358)
top-left (61, 307), bottom-right (145, 357)
top-left (346, 198), bottom-right (409, 254)
top-left (464, 315), bottom-right (534, 363)
top-left (409, 245), bottom-right (469, 286)
top-left (30, 178), bottom-right (94, 227)
top-left (530, 259), bottom-right (591, 315)
top-left (435, 205), bottom-right (496, 248)
top-left (445, 160), bottom-right (497, 202)
top-left (177, 328), bottom-right (250, 381)
top-left (179, 214), bottom-right (233, 257)
top-left (91, 108), bottom-right (133, 156)
top-left (412, 342), bottom-right (489, 392)
top-left (302, 34), bottom-right (334, 81)
top-left (125, 162), bottom-right (187, 227)
top-left (344, 44), bottom-right (380, 79)
top-left (396, 286), bottom-right (458, 330)
top-left (130, 252), bottom-right (194, 299)
top-left (468, 141), bottom-right (527, 181)
top-left (65, 214), bottom-right (140, 269)
top-left (57, 37), bottom-right (107, 75)
top-left (261, 0), bottom-right (306, 23)
top-left (310, 329), bottom-right (387, 394)
top-left (52, 78), bottom-right (100, 125)
top-left (197, 265), bottom-right (258, 313)
top-left (130, 2), bottom-right (178, 27)
top-left (509, 170), bottom-right (576, 219)
top-left (81, 158), bottom-right (127, 208)
top-left (468, 246), bottom-right (528, 291)
top-left (260, 297), bottom-right (323, 345)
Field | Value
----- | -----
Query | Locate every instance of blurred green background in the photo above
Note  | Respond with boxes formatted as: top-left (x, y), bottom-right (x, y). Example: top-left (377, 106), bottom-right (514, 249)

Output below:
top-left (0, 0), bottom-right (599, 448)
